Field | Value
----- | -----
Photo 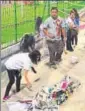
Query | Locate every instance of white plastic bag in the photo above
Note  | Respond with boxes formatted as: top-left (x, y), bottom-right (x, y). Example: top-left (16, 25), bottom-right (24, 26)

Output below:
top-left (70, 56), bottom-right (79, 64)
top-left (7, 102), bottom-right (31, 111)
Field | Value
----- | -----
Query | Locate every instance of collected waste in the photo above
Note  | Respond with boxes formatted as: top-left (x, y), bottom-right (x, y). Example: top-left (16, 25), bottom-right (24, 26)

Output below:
top-left (7, 75), bottom-right (81, 111)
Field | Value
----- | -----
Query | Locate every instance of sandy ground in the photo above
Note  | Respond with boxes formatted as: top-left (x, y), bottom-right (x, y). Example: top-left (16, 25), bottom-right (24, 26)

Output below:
top-left (1, 21), bottom-right (85, 111)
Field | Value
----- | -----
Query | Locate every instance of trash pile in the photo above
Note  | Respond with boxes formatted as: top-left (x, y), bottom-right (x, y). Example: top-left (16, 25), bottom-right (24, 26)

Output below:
top-left (7, 75), bottom-right (81, 111)
top-left (35, 75), bottom-right (81, 107)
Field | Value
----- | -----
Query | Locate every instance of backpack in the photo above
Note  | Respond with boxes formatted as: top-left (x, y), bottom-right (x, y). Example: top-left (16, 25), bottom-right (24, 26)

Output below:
top-left (20, 34), bottom-right (35, 52)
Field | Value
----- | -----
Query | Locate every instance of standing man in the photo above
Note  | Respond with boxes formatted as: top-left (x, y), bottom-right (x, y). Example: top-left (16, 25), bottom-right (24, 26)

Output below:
top-left (43, 7), bottom-right (66, 69)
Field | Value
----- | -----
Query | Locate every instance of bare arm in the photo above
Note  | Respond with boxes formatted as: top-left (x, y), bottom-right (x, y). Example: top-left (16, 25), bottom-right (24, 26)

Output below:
top-left (68, 22), bottom-right (77, 29)
top-left (43, 28), bottom-right (55, 38)
top-left (69, 22), bottom-right (74, 29)
top-left (69, 22), bottom-right (78, 32)
top-left (43, 28), bottom-right (49, 37)
top-left (23, 69), bottom-right (31, 86)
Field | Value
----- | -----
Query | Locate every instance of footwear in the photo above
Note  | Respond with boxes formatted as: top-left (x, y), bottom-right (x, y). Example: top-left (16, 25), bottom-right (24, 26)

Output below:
top-left (3, 96), bottom-right (10, 101)
top-left (45, 62), bottom-right (57, 69)
top-left (50, 64), bottom-right (57, 69)
top-left (69, 49), bottom-right (74, 52)
top-left (67, 48), bottom-right (74, 52)
top-left (45, 62), bottom-right (55, 66)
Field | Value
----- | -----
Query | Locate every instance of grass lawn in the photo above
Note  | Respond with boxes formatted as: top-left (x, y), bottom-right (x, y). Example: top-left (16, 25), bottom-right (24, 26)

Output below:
top-left (1, 1), bottom-right (85, 48)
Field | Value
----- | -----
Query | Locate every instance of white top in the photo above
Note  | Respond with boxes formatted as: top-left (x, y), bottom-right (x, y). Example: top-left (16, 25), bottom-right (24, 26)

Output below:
top-left (5, 53), bottom-right (33, 70)
top-left (39, 23), bottom-right (45, 38)
top-left (66, 17), bottom-right (75, 27)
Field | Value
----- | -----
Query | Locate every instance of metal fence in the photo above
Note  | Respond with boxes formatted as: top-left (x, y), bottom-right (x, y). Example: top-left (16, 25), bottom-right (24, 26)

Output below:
top-left (1, 0), bottom-right (85, 49)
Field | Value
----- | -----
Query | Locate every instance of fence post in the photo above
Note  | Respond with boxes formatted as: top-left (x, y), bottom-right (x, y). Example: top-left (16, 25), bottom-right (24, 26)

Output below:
top-left (68, 0), bottom-right (69, 9)
top-left (14, 1), bottom-right (17, 43)
top-left (63, 0), bottom-right (65, 17)
top-left (57, 1), bottom-right (58, 8)
top-left (63, 0), bottom-right (64, 11)
top-left (48, 0), bottom-right (50, 16)
top-left (34, 0), bottom-right (37, 33)
top-left (0, 0), bottom-right (1, 75)
top-left (42, 1), bottom-right (47, 20)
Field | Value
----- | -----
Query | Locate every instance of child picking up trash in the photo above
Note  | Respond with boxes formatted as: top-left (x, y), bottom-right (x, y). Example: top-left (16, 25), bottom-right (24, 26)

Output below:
top-left (3, 50), bottom-right (41, 101)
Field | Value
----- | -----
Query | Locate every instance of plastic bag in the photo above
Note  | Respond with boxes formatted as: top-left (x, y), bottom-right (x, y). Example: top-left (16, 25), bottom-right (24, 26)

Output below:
top-left (70, 56), bottom-right (79, 64)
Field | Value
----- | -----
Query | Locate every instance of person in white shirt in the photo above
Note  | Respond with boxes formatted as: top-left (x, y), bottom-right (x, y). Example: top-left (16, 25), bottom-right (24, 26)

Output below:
top-left (3, 50), bottom-right (41, 101)
top-left (39, 23), bottom-right (45, 38)
top-left (39, 23), bottom-right (49, 57)
top-left (66, 10), bottom-right (77, 51)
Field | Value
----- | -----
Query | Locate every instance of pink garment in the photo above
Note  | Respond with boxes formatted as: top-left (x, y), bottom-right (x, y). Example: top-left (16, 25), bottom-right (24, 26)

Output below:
top-left (56, 19), bottom-right (62, 37)
top-left (61, 80), bottom-right (68, 91)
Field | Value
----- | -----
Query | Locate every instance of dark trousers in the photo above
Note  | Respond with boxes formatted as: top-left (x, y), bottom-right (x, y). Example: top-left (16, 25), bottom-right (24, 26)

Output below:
top-left (71, 34), bottom-right (78, 45)
top-left (4, 69), bottom-right (21, 97)
top-left (66, 30), bottom-right (73, 50)
top-left (47, 40), bottom-right (64, 63)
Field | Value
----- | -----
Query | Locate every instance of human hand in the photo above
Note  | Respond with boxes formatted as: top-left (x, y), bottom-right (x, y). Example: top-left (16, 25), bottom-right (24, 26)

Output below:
top-left (26, 83), bottom-right (32, 89)
top-left (47, 33), bottom-right (55, 39)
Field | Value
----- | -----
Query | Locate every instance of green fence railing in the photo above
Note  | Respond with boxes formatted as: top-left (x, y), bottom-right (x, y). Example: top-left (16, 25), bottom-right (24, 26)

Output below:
top-left (1, 1), bottom-right (85, 49)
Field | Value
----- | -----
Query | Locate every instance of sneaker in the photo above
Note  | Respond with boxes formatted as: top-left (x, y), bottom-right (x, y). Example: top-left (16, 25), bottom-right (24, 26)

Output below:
top-left (3, 96), bottom-right (10, 101)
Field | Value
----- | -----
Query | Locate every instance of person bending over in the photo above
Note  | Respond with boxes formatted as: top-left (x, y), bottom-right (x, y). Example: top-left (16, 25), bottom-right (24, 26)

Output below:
top-left (20, 33), bottom-right (35, 52)
top-left (3, 50), bottom-right (41, 101)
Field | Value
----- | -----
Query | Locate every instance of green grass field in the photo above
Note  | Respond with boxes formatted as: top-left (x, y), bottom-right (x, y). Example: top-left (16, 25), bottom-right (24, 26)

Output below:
top-left (1, 1), bottom-right (85, 48)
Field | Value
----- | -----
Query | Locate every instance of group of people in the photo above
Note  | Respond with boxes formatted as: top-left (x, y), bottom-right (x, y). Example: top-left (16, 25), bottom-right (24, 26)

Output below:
top-left (36, 7), bottom-right (79, 68)
top-left (3, 7), bottom-right (80, 101)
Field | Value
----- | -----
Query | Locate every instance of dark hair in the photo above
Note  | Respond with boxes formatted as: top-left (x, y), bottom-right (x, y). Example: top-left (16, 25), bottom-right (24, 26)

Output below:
top-left (72, 8), bottom-right (79, 18)
top-left (51, 7), bottom-right (58, 11)
top-left (29, 50), bottom-right (41, 64)
top-left (35, 16), bottom-right (42, 32)
top-left (70, 10), bottom-right (75, 15)
top-left (20, 33), bottom-right (35, 52)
